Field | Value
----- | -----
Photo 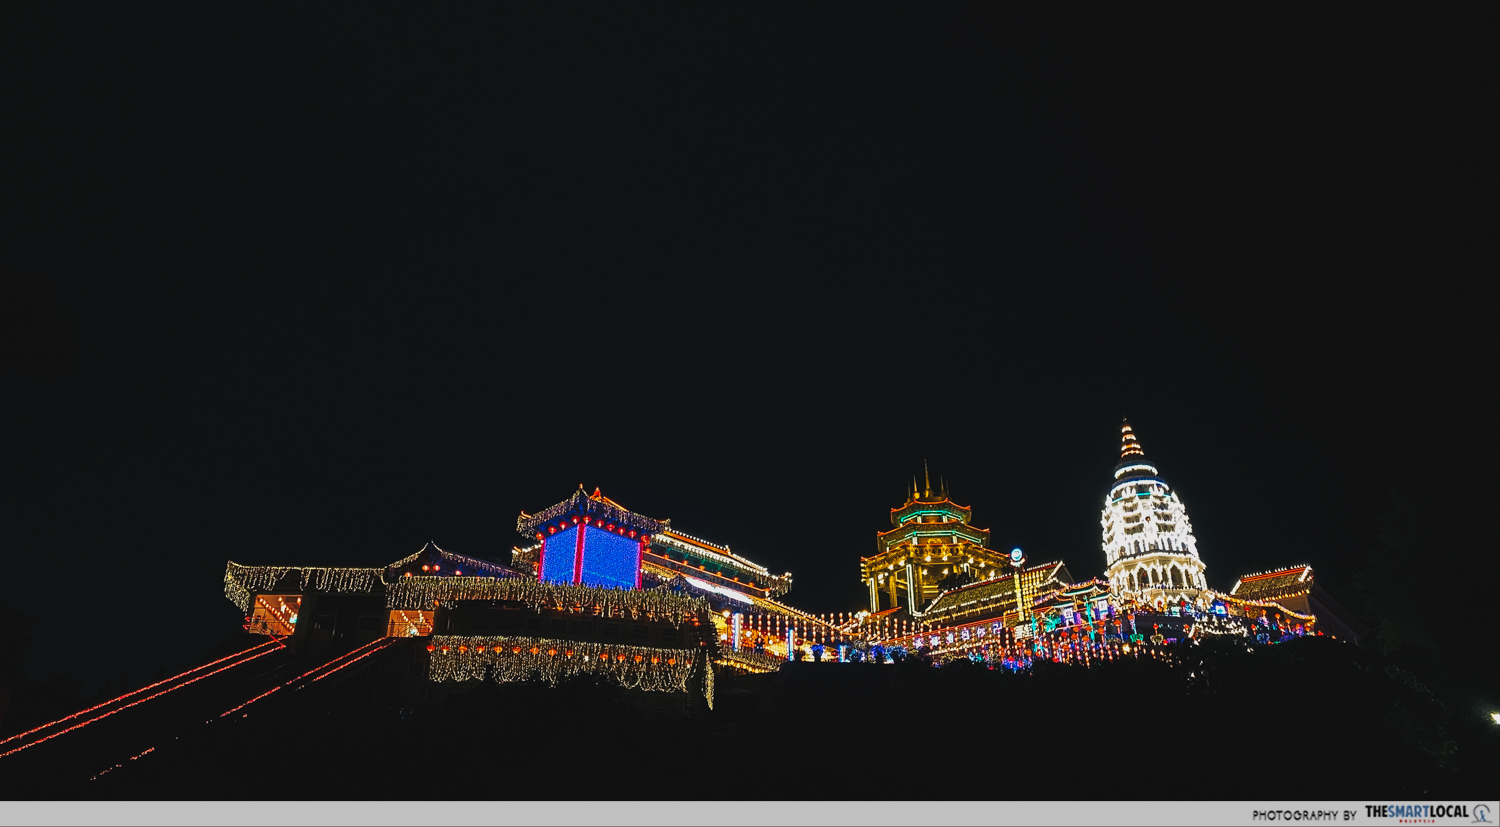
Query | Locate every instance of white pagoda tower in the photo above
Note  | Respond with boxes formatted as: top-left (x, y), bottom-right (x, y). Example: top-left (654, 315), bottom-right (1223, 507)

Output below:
top-left (1101, 419), bottom-right (1206, 605)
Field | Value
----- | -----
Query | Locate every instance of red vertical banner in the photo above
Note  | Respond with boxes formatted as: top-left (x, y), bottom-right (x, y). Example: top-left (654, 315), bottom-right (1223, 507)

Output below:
top-left (573, 524), bottom-right (587, 584)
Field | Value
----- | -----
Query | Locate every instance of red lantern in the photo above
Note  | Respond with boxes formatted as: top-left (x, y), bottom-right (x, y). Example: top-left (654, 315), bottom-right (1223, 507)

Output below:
top-left (426, 644), bottom-right (435, 652)
top-left (458, 645), bottom-right (468, 653)
top-left (440, 646), bottom-right (449, 653)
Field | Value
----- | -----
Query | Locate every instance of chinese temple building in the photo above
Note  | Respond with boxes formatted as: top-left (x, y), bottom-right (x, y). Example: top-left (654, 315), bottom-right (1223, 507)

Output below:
top-left (919, 561), bottom-right (1074, 628)
top-left (1102, 419), bottom-right (1208, 605)
top-left (1226, 564), bottom-right (1365, 644)
top-left (861, 466), bottom-right (1012, 613)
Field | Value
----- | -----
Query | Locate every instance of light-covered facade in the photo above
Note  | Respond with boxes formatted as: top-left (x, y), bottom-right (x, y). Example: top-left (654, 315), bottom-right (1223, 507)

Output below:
top-left (1101, 420), bottom-right (1207, 605)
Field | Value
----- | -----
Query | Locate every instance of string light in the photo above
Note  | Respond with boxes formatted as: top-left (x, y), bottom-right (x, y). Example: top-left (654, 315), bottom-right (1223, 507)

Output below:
top-left (0, 638), bottom-right (283, 751)
top-left (427, 635), bottom-right (713, 708)
top-left (385, 575), bottom-right (710, 626)
top-left (0, 642), bottom-right (284, 760)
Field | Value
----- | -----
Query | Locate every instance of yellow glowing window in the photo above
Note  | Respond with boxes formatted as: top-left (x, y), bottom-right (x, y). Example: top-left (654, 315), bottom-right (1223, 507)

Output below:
top-left (247, 595), bottom-right (300, 636)
top-left (387, 610), bottom-right (435, 637)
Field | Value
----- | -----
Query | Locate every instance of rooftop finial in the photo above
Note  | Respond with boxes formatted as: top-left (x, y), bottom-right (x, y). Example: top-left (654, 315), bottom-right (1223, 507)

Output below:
top-left (923, 460), bottom-right (931, 499)
top-left (1121, 419), bottom-right (1146, 460)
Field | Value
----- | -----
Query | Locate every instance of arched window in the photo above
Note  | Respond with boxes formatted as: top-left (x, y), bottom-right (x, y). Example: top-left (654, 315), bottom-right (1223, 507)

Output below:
top-left (1171, 567), bottom-right (1183, 588)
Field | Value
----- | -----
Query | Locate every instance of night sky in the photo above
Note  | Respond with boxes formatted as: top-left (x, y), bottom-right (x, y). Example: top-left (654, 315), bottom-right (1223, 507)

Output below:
top-left (5, 5), bottom-right (1492, 690)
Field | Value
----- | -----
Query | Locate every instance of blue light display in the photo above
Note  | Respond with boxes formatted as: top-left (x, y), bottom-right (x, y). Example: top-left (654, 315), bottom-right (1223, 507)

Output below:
top-left (579, 528), bottom-right (639, 590)
top-left (540, 526), bottom-right (580, 584)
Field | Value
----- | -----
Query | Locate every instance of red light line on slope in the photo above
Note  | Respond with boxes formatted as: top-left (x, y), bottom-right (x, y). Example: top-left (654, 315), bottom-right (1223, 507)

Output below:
top-left (218, 638), bottom-right (389, 718)
top-left (304, 639), bottom-right (394, 686)
top-left (0, 645), bottom-right (282, 760)
top-left (89, 746), bottom-right (156, 781)
top-left (0, 638), bottom-right (281, 750)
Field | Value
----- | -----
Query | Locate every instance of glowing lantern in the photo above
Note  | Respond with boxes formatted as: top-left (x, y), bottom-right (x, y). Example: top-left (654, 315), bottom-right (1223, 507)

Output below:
top-left (422, 565), bottom-right (430, 571)
top-left (633, 655), bottom-right (643, 663)
top-left (440, 646), bottom-right (449, 653)
top-left (548, 648), bottom-right (557, 657)
top-left (512, 646), bottom-right (522, 654)
top-left (667, 658), bottom-right (676, 666)
top-left (426, 644), bottom-right (435, 652)
top-left (600, 653), bottom-right (610, 661)
top-left (458, 645), bottom-right (468, 653)
top-left (529, 646), bottom-right (540, 655)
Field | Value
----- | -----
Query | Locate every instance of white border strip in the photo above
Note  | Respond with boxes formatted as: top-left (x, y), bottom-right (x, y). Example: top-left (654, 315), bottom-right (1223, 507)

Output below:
top-left (1, 801), bottom-right (1495, 826)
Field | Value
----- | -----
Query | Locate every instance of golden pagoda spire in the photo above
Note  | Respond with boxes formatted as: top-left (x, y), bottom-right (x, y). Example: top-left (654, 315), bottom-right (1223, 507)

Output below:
top-left (1121, 418), bottom-right (1146, 459)
top-left (923, 460), bottom-right (931, 499)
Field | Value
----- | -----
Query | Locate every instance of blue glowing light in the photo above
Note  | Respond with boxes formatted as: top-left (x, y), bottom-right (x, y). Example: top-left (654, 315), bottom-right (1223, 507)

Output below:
top-left (540, 525), bottom-right (580, 584)
top-left (579, 528), bottom-right (640, 590)
top-left (1010, 547), bottom-right (1025, 565)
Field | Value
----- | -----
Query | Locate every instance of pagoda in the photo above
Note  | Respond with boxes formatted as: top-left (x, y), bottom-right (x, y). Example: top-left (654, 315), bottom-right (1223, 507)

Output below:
top-left (860, 466), bottom-right (1011, 613)
top-left (1101, 419), bottom-right (1207, 605)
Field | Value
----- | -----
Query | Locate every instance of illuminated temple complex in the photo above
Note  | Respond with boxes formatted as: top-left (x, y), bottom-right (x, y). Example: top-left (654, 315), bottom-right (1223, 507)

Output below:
top-left (203, 423), bottom-right (1364, 712)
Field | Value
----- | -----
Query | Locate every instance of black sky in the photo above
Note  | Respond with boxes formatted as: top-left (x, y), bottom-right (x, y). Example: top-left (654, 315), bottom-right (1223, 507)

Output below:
top-left (4, 4), bottom-right (1493, 689)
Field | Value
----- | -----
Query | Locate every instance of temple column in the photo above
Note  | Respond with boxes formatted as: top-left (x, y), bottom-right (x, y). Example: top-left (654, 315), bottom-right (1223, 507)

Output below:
top-left (868, 577), bottom-right (878, 613)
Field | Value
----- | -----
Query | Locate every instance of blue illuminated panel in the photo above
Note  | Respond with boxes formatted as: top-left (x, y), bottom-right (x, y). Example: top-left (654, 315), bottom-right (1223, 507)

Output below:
top-left (579, 529), bottom-right (639, 590)
top-left (540, 526), bottom-right (580, 584)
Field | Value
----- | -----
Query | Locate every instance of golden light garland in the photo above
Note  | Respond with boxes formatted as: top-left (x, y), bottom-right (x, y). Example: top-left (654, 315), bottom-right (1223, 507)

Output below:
top-left (426, 635), bottom-right (712, 707)
top-left (386, 577), bottom-right (710, 625)
top-left (223, 563), bottom-right (385, 612)
top-left (716, 648), bottom-right (785, 673)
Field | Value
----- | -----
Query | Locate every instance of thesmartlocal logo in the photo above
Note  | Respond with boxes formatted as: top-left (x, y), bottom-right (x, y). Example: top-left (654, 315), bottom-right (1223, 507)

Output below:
top-left (1365, 804), bottom-right (1488, 824)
